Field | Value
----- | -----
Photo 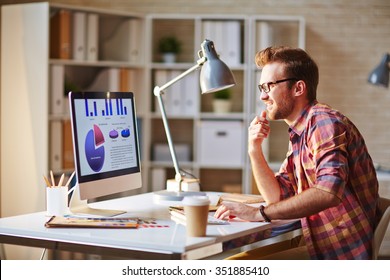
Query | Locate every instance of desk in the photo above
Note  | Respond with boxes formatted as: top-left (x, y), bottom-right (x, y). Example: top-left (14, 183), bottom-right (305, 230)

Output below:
top-left (0, 192), bottom-right (301, 260)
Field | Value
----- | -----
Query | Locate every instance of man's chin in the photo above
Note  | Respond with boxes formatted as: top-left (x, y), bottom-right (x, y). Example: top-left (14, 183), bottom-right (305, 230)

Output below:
top-left (266, 110), bottom-right (276, 120)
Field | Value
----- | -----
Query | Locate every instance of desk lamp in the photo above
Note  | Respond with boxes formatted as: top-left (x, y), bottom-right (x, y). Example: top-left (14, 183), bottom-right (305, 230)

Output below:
top-left (368, 53), bottom-right (390, 88)
top-left (153, 39), bottom-right (236, 202)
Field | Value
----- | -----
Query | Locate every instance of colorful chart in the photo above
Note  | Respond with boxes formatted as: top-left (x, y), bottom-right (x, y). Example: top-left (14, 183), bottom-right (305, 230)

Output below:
top-left (121, 128), bottom-right (130, 138)
top-left (85, 125), bottom-right (105, 172)
top-left (109, 129), bottom-right (119, 139)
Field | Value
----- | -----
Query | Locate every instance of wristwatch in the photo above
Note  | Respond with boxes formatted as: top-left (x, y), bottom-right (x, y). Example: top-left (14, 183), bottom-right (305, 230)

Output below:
top-left (259, 205), bottom-right (271, 222)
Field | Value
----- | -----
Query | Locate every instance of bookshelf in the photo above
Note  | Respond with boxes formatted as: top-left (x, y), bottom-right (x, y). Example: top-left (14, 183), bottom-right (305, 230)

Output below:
top-left (1, 3), bottom-right (306, 224)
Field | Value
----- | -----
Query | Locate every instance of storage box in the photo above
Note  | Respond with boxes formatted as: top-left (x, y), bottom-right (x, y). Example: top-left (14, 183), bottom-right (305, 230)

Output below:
top-left (197, 120), bottom-right (244, 167)
top-left (153, 143), bottom-right (191, 162)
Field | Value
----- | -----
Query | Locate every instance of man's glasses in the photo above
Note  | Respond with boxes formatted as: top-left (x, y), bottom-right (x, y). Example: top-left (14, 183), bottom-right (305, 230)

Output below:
top-left (258, 78), bottom-right (298, 94)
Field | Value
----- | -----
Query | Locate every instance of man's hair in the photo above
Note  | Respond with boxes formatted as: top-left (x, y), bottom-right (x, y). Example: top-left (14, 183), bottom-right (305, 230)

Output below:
top-left (255, 46), bottom-right (319, 102)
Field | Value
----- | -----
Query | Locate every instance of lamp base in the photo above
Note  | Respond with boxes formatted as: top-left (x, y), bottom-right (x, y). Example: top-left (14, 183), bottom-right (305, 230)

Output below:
top-left (153, 178), bottom-right (204, 203)
top-left (166, 178), bottom-right (200, 192)
top-left (153, 189), bottom-right (206, 203)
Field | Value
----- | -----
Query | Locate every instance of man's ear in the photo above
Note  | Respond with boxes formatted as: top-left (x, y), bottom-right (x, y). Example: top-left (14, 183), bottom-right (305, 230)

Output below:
top-left (294, 80), bottom-right (306, 97)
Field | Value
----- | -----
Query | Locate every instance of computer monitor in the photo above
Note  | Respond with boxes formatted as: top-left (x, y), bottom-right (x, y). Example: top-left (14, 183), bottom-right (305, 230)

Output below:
top-left (68, 91), bottom-right (142, 216)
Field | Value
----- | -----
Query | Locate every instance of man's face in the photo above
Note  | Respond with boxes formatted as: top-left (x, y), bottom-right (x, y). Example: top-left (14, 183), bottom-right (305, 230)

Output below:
top-left (259, 62), bottom-right (295, 120)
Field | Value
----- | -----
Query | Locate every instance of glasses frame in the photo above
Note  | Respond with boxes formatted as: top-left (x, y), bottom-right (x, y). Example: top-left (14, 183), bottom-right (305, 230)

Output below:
top-left (258, 78), bottom-right (298, 94)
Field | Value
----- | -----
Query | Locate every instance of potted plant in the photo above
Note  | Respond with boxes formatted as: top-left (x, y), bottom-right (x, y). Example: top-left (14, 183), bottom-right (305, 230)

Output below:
top-left (158, 36), bottom-right (181, 63)
top-left (213, 88), bottom-right (232, 113)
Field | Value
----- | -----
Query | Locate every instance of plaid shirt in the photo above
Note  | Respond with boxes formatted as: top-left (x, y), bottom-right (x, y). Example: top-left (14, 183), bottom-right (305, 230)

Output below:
top-left (276, 102), bottom-right (379, 259)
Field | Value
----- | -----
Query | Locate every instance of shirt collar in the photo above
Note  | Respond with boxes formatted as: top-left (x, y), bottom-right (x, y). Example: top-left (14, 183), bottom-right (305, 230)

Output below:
top-left (289, 100), bottom-right (318, 136)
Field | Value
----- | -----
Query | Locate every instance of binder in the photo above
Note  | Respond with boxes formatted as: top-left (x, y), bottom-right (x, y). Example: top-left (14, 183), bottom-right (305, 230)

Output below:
top-left (202, 20), bottom-right (241, 66)
top-left (128, 19), bottom-right (142, 63)
top-left (257, 21), bottom-right (274, 50)
top-left (50, 9), bottom-right (71, 59)
top-left (223, 21), bottom-right (241, 66)
top-left (202, 20), bottom-right (214, 42)
top-left (72, 12), bottom-right (86, 61)
top-left (182, 71), bottom-right (199, 117)
top-left (86, 13), bottom-right (99, 61)
top-left (62, 120), bottom-right (74, 170)
top-left (168, 70), bottom-right (183, 116)
top-left (50, 64), bottom-right (65, 115)
top-left (214, 21), bottom-right (224, 59)
top-left (50, 120), bottom-right (63, 171)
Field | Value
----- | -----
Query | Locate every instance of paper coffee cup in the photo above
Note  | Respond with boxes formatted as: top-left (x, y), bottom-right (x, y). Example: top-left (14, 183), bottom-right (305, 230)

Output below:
top-left (182, 196), bottom-right (210, 237)
top-left (46, 186), bottom-right (68, 216)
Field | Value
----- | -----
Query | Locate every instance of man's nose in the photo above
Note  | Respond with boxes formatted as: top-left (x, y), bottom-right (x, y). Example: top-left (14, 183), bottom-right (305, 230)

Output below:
top-left (260, 91), bottom-right (269, 100)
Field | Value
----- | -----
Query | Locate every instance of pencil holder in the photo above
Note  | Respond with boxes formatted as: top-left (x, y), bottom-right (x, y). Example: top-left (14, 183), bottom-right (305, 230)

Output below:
top-left (46, 186), bottom-right (68, 216)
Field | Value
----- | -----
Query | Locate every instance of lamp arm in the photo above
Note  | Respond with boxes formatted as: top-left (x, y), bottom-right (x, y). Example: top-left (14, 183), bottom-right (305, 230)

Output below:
top-left (155, 93), bottom-right (182, 183)
top-left (153, 56), bottom-right (207, 189)
top-left (154, 56), bottom-right (206, 94)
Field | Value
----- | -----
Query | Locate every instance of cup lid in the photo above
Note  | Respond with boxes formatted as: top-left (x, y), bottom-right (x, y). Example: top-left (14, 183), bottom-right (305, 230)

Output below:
top-left (182, 196), bottom-right (210, 206)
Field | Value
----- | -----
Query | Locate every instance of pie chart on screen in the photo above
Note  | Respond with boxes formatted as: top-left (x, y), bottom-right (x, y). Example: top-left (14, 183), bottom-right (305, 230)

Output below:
top-left (85, 124), bottom-right (105, 172)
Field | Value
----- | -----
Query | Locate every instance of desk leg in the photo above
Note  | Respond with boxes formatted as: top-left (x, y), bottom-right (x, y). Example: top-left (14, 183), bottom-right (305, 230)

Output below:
top-left (0, 243), bottom-right (6, 260)
top-left (40, 248), bottom-right (47, 260)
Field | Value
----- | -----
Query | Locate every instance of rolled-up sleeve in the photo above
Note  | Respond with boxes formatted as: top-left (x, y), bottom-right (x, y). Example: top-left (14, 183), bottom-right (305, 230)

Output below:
top-left (308, 115), bottom-right (349, 200)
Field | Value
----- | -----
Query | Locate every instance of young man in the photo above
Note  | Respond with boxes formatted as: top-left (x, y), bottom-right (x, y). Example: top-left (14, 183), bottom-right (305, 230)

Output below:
top-left (214, 46), bottom-right (380, 260)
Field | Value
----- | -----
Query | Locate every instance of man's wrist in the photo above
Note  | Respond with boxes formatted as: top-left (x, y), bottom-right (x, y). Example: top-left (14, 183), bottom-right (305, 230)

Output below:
top-left (259, 205), bottom-right (271, 222)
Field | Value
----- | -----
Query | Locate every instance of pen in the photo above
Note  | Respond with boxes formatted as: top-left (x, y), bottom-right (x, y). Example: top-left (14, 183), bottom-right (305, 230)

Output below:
top-left (65, 171), bottom-right (76, 188)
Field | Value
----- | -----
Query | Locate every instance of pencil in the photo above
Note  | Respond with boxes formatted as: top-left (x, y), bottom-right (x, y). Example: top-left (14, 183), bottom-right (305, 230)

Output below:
top-left (58, 173), bottom-right (65, 187)
top-left (50, 170), bottom-right (55, 187)
top-left (65, 171), bottom-right (76, 188)
top-left (43, 175), bottom-right (51, 188)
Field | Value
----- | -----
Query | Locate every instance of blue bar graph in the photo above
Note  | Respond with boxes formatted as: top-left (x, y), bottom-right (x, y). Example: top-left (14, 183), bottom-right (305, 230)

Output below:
top-left (85, 99), bottom-right (89, 117)
top-left (93, 101), bottom-right (97, 116)
top-left (116, 99), bottom-right (120, 115)
top-left (105, 99), bottom-right (109, 116)
top-left (84, 98), bottom-right (128, 117)
top-left (120, 99), bottom-right (124, 115)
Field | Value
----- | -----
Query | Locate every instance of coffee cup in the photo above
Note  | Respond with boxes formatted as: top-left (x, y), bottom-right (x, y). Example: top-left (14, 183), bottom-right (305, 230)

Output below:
top-left (182, 196), bottom-right (210, 237)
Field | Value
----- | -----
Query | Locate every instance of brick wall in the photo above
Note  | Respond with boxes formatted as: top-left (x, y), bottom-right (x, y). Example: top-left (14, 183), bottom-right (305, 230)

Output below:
top-left (2, 0), bottom-right (390, 167)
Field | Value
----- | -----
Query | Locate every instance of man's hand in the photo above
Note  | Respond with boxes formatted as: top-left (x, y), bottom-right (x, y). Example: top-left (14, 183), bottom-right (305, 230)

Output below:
top-left (214, 201), bottom-right (264, 221)
top-left (248, 111), bottom-right (270, 155)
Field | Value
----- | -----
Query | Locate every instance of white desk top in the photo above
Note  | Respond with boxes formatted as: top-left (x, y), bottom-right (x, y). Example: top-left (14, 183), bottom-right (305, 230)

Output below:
top-left (0, 192), bottom-right (300, 259)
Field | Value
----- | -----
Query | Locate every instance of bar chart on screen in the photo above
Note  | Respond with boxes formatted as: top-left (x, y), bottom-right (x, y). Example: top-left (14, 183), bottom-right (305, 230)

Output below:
top-left (84, 98), bottom-right (129, 117)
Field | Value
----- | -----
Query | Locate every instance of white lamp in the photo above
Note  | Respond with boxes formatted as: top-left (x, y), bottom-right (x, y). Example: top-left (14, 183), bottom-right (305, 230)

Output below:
top-left (153, 39), bottom-right (236, 202)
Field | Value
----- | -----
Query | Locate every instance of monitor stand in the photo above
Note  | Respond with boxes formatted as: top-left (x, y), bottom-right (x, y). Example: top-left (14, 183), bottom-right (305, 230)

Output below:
top-left (69, 184), bottom-right (126, 217)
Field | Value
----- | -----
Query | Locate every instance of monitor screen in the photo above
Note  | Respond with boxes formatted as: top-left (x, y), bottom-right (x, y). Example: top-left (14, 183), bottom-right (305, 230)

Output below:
top-left (69, 91), bottom-right (142, 203)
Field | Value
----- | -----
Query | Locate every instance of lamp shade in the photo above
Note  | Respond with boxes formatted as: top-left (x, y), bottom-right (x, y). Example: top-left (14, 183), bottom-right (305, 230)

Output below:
top-left (368, 53), bottom-right (390, 88)
top-left (199, 39), bottom-right (236, 94)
